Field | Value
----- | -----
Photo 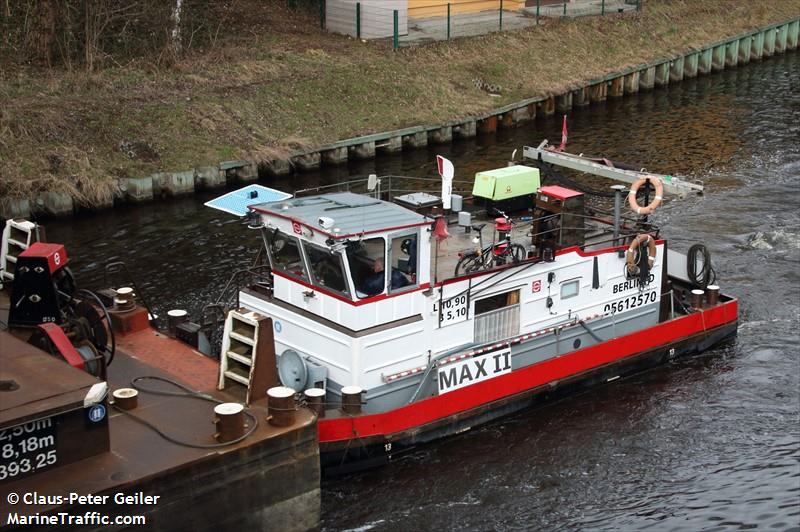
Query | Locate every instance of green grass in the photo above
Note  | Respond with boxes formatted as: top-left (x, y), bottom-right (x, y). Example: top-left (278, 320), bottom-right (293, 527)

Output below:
top-left (1, 0), bottom-right (798, 205)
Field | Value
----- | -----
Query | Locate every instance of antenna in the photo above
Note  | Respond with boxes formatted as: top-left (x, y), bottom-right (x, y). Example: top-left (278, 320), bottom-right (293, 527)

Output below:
top-left (436, 155), bottom-right (454, 210)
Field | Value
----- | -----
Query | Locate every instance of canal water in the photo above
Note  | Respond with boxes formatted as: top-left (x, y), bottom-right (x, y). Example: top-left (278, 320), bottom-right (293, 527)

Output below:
top-left (48, 52), bottom-right (799, 530)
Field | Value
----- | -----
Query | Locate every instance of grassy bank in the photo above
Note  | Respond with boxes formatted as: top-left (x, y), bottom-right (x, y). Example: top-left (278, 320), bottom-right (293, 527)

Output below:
top-left (1, 0), bottom-right (798, 207)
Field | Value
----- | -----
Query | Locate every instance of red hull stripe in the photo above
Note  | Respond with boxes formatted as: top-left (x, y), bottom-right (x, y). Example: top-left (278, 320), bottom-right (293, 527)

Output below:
top-left (318, 299), bottom-right (738, 443)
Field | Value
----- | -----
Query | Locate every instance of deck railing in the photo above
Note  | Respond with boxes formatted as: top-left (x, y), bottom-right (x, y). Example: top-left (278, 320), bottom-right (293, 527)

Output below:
top-left (294, 175), bottom-right (472, 201)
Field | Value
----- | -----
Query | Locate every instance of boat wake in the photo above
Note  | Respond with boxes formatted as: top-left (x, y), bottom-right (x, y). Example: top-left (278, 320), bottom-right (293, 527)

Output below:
top-left (743, 230), bottom-right (800, 251)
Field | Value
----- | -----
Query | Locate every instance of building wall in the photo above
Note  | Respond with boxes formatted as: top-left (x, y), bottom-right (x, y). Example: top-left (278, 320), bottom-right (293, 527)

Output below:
top-left (408, 0), bottom-right (525, 19)
top-left (327, 0), bottom-right (408, 39)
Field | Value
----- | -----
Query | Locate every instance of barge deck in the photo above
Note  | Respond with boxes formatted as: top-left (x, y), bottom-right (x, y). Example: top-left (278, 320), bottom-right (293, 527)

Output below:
top-left (0, 290), bottom-right (320, 532)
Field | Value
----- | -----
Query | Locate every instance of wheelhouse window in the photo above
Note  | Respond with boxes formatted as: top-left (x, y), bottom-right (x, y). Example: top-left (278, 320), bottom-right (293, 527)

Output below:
top-left (388, 232), bottom-right (417, 293)
top-left (560, 279), bottom-right (580, 299)
top-left (266, 229), bottom-right (309, 281)
top-left (305, 242), bottom-right (349, 296)
top-left (474, 289), bottom-right (520, 344)
top-left (346, 237), bottom-right (386, 298)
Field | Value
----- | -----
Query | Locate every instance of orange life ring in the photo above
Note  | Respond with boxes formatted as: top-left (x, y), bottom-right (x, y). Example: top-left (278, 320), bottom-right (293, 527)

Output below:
top-left (626, 233), bottom-right (657, 276)
top-left (628, 176), bottom-right (664, 215)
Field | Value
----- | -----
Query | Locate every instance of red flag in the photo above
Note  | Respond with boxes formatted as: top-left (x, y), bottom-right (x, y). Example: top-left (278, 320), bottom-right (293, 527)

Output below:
top-left (558, 115), bottom-right (568, 151)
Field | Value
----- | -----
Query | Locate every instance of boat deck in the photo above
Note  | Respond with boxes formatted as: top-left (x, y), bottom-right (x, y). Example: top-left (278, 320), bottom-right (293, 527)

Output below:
top-left (0, 288), bottom-right (318, 527)
top-left (429, 212), bottom-right (620, 283)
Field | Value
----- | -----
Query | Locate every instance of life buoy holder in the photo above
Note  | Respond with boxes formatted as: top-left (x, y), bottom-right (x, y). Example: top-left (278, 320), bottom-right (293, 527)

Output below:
top-left (628, 176), bottom-right (664, 215)
top-left (626, 233), bottom-right (657, 276)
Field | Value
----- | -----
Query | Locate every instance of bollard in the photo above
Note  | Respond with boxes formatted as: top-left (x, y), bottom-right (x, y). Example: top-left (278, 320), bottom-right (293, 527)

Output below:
top-left (690, 289), bottom-right (704, 309)
top-left (213, 403), bottom-right (245, 442)
top-left (167, 309), bottom-right (188, 334)
top-left (304, 388), bottom-right (326, 418)
top-left (115, 287), bottom-right (135, 311)
top-left (267, 386), bottom-right (296, 427)
top-left (341, 386), bottom-right (363, 415)
top-left (112, 388), bottom-right (139, 410)
top-left (706, 285), bottom-right (720, 306)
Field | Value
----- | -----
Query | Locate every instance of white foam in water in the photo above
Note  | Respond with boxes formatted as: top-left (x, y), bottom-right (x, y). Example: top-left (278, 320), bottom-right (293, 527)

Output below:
top-left (746, 230), bottom-right (800, 251)
top-left (342, 519), bottom-right (386, 532)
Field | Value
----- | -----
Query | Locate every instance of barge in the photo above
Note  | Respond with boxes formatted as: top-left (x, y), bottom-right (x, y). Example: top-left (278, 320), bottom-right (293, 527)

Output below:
top-left (0, 239), bottom-right (320, 530)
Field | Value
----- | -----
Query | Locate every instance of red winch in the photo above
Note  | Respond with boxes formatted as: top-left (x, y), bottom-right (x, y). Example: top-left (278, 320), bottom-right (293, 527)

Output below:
top-left (8, 242), bottom-right (114, 377)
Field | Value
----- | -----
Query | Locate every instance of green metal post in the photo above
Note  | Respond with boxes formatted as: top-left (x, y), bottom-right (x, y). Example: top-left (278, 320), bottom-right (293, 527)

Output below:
top-left (637, 0), bottom-right (641, 12)
top-left (320, 0), bottom-right (325, 29)
top-left (536, 0), bottom-right (540, 25)
top-left (356, 2), bottom-right (361, 39)
top-left (447, 3), bottom-right (451, 40)
top-left (601, 0), bottom-right (605, 16)
top-left (563, 1), bottom-right (566, 16)
top-left (499, 0), bottom-right (503, 31)
top-left (393, 9), bottom-right (398, 51)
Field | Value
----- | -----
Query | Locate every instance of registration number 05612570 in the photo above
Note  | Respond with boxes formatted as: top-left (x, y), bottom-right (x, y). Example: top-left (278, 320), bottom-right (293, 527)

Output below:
top-left (604, 290), bottom-right (658, 314)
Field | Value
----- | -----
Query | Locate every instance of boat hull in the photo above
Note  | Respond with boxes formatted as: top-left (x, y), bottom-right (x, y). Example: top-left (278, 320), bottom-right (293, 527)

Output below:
top-left (318, 298), bottom-right (738, 474)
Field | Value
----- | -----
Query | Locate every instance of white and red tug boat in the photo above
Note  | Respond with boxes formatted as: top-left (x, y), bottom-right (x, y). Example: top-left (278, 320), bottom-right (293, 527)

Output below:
top-left (209, 142), bottom-right (738, 472)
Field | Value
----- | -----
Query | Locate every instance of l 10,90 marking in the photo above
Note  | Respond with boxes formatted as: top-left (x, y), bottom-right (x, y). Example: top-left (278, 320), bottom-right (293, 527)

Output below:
top-left (435, 293), bottom-right (469, 327)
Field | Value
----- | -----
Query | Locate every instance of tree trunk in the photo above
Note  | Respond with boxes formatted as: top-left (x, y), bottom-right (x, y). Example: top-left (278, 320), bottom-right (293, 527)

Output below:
top-left (84, 0), bottom-right (99, 71)
top-left (171, 0), bottom-right (183, 54)
top-left (33, 0), bottom-right (58, 67)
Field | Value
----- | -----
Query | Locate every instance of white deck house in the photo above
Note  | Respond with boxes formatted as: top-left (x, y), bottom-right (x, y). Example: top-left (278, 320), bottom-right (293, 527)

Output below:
top-left (239, 191), bottom-right (664, 411)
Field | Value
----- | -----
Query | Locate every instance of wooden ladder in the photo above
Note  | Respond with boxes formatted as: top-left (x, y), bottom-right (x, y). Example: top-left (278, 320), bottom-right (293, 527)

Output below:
top-left (217, 309), bottom-right (277, 405)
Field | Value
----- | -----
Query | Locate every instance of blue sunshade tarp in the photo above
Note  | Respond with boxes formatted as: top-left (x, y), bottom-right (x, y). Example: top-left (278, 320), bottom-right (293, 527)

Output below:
top-left (204, 185), bottom-right (292, 216)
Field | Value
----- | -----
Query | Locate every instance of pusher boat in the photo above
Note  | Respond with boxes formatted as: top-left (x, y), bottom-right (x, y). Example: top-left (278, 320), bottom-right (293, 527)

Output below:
top-left (204, 141), bottom-right (737, 473)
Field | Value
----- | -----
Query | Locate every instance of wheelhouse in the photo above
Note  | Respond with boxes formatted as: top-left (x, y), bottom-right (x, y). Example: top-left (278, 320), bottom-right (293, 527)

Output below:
top-left (250, 193), bottom-right (433, 306)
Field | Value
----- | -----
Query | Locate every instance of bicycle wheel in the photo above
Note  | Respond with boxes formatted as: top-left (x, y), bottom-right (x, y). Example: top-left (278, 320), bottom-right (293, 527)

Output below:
top-left (509, 244), bottom-right (527, 263)
top-left (455, 253), bottom-right (489, 276)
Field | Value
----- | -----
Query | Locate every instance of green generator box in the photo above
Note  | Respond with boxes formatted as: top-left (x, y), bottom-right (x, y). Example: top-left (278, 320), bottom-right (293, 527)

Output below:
top-left (472, 165), bottom-right (540, 213)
